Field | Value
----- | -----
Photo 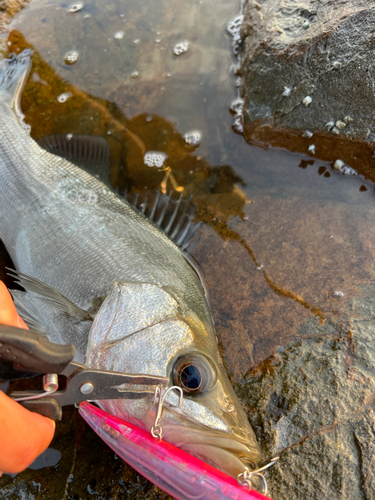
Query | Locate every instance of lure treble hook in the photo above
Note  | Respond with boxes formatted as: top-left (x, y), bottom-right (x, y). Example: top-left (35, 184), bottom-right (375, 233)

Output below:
top-left (151, 385), bottom-right (184, 441)
top-left (237, 456), bottom-right (279, 496)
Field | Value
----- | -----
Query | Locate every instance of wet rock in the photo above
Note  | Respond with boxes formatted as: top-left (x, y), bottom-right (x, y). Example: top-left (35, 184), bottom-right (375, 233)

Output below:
top-left (0, 0), bottom-right (31, 50)
top-left (236, 283), bottom-right (375, 499)
top-left (238, 0), bottom-right (375, 182)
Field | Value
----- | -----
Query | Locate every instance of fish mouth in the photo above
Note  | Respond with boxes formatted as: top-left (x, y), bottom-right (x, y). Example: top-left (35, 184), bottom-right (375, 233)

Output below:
top-left (161, 421), bottom-right (261, 478)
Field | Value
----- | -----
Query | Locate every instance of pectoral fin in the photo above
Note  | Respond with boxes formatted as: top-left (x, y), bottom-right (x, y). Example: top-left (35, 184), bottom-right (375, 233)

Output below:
top-left (10, 289), bottom-right (46, 335)
top-left (6, 268), bottom-right (93, 323)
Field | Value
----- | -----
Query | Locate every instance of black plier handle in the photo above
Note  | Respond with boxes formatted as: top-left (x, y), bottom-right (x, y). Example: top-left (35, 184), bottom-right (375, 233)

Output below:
top-left (0, 324), bottom-right (75, 373)
top-left (0, 325), bottom-right (169, 420)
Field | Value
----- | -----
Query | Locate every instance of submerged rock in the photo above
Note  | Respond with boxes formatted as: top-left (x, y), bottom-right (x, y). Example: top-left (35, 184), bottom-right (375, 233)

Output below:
top-left (238, 0), bottom-right (375, 182)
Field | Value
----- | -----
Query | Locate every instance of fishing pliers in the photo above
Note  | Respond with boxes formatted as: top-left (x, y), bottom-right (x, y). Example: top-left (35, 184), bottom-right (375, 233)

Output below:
top-left (0, 325), bottom-right (169, 421)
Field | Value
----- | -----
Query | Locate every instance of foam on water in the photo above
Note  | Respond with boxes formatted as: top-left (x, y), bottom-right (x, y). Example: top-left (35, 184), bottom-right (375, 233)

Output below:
top-left (184, 130), bottom-right (201, 147)
top-left (144, 151), bottom-right (168, 168)
top-left (69, 2), bottom-right (84, 13)
top-left (57, 92), bottom-right (72, 103)
top-left (64, 50), bottom-right (79, 65)
top-left (173, 41), bottom-right (189, 56)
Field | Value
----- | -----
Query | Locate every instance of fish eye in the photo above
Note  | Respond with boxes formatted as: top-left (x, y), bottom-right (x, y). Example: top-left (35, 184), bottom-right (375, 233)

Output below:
top-left (172, 354), bottom-right (216, 394)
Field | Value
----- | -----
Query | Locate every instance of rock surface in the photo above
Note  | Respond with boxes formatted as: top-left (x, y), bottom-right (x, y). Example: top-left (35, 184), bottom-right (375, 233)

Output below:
top-left (237, 284), bottom-right (375, 499)
top-left (238, 0), bottom-right (375, 182)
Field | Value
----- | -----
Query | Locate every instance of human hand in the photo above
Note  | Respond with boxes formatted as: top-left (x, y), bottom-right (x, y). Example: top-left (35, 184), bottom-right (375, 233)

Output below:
top-left (0, 281), bottom-right (55, 476)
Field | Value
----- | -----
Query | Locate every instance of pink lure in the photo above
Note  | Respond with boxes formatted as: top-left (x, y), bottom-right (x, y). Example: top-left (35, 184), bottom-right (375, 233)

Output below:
top-left (79, 401), bottom-right (270, 500)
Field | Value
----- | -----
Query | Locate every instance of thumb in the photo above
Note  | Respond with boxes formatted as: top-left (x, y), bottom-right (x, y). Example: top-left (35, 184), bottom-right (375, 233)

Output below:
top-left (0, 281), bottom-right (28, 329)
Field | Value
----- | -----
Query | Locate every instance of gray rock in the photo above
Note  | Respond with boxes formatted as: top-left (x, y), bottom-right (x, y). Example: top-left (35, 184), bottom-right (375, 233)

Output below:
top-left (236, 284), bottom-right (375, 499)
top-left (238, 0), bottom-right (375, 180)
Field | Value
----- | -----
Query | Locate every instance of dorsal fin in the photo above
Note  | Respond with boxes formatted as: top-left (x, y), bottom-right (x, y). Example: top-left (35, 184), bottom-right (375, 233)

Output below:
top-left (124, 190), bottom-right (201, 251)
top-left (38, 134), bottom-right (110, 185)
top-left (6, 268), bottom-right (93, 323)
top-left (122, 191), bottom-right (209, 302)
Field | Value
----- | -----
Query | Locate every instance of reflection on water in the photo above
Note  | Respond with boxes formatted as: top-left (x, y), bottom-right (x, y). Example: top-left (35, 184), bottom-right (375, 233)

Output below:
top-left (2, 0), bottom-right (375, 498)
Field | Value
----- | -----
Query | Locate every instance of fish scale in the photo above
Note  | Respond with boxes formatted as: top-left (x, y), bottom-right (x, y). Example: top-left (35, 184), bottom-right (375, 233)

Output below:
top-left (0, 50), bottom-right (262, 480)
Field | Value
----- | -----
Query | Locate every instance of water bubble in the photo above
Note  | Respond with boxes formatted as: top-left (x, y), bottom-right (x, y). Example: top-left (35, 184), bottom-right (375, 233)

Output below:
top-left (145, 115), bottom-right (153, 122)
top-left (114, 31), bottom-right (124, 40)
top-left (230, 98), bottom-right (244, 133)
top-left (233, 116), bottom-right (244, 133)
top-left (64, 50), bottom-right (79, 65)
top-left (66, 133), bottom-right (73, 141)
top-left (57, 92), bottom-right (72, 103)
top-left (227, 15), bottom-right (243, 56)
top-left (155, 39), bottom-right (161, 43)
top-left (69, 2), bottom-right (83, 13)
top-left (133, 39), bottom-right (140, 44)
top-left (144, 151), bottom-right (168, 168)
top-left (227, 15), bottom-right (243, 36)
top-left (173, 41), bottom-right (188, 56)
top-left (131, 71), bottom-right (139, 79)
top-left (230, 98), bottom-right (244, 114)
top-left (184, 130), bottom-right (201, 147)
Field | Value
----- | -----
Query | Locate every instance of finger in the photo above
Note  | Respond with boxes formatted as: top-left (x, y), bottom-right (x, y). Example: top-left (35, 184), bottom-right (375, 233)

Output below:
top-left (0, 281), bottom-right (28, 329)
top-left (0, 391), bottom-right (55, 474)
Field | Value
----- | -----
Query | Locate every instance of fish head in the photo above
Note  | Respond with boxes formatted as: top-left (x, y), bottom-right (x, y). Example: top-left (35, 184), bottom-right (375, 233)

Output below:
top-left (86, 280), bottom-right (261, 477)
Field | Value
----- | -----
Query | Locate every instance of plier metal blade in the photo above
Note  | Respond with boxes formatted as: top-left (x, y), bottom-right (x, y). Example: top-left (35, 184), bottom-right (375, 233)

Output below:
top-left (0, 325), bottom-right (169, 420)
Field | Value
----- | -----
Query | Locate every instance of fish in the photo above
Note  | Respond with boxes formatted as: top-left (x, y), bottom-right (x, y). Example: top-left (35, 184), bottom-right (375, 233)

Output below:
top-left (0, 50), bottom-right (261, 478)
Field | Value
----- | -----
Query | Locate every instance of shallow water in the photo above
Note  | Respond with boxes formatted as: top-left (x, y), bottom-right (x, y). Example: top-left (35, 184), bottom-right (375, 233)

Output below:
top-left (1, 0), bottom-right (375, 498)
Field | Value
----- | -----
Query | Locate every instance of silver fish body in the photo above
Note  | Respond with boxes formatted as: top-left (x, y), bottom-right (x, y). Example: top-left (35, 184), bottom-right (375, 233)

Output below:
top-left (0, 51), bottom-right (261, 477)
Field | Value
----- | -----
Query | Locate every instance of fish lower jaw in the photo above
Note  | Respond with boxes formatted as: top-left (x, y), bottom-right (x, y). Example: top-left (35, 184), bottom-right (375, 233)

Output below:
top-left (176, 441), bottom-right (259, 479)
top-left (160, 424), bottom-right (262, 478)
